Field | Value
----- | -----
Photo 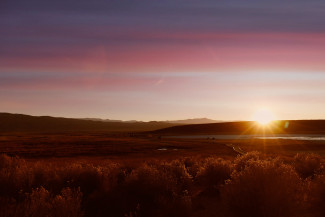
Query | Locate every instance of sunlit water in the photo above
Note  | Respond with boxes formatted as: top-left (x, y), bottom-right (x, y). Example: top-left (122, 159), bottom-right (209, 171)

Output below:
top-left (256, 136), bottom-right (325, 141)
top-left (164, 135), bottom-right (325, 141)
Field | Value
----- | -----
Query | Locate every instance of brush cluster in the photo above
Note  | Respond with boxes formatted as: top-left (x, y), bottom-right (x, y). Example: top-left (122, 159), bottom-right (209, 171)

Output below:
top-left (0, 152), bottom-right (325, 217)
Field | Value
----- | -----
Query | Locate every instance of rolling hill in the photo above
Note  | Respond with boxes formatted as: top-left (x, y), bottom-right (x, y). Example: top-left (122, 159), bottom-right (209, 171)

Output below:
top-left (152, 120), bottom-right (325, 135)
top-left (79, 117), bottom-right (220, 124)
top-left (0, 113), bottom-right (179, 133)
top-left (2, 113), bottom-right (325, 135)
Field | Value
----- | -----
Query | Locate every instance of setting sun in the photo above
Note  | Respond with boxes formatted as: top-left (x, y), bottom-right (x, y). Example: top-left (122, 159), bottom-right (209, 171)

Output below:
top-left (252, 108), bottom-right (276, 126)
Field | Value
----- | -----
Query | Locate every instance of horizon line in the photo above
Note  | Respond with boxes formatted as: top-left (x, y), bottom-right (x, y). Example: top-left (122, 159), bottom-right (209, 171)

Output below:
top-left (1, 112), bottom-right (325, 123)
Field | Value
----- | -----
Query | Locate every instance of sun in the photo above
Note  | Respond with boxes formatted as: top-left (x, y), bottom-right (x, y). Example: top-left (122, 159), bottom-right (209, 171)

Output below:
top-left (252, 108), bottom-right (276, 126)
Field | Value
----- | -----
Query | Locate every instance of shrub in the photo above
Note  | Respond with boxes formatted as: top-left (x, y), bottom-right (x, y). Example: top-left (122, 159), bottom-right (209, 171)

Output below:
top-left (196, 158), bottom-right (232, 194)
top-left (306, 174), bottom-right (325, 217)
top-left (0, 154), bottom-right (31, 197)
top-left (1, 152), bottom-right (324, 217)
top-left (121, 162), bottom-right (192, 217)
top-left (0, 187), bottom-right (83, 217)
top-left (293, 153), bottom-right (323, 179)
top-left (233, 151), bottom-right (262, 172)
top-left (183, 157), bottom-right (202, 178)
top-left (221, 158), bottom-right (304, 217)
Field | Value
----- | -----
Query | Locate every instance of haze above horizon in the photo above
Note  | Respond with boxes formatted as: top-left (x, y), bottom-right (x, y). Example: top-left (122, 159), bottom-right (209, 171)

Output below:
top-left (1, 0), bottom-right (325, 121)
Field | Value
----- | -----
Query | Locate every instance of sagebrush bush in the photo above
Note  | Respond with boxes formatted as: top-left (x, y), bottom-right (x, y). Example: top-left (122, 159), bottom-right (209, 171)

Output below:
top-left (196, 158), bottom-right (232, 193)
top-left (221, 158), bottom-right (304, 217)
top-left (121, 161), bottom-right (192, 217)
top-left (183, 157), bottom-right (202, 178)
top-left (233, 151), bottom-right (262, 172)
top-left (306, 174), bottom-right (325, 217)
top-left (0, 187), bottom-right (83, 217)
top-left (293, 153), bottom-right (323, 179)
top-left (0, 152), bottom-right (324, 217)
top-left (0, 154), bottom-right (27, 194)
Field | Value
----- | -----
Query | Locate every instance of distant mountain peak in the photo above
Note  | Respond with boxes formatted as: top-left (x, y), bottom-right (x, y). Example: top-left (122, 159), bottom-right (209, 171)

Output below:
top-left (165, 118), bottom-right (222, 124)
top-left (78, 117), bottom-right (221, 124)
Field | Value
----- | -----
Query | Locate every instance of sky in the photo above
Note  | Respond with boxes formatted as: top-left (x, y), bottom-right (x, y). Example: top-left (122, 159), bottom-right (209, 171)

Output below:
top-left (1, 0), bottom-right (325, 121)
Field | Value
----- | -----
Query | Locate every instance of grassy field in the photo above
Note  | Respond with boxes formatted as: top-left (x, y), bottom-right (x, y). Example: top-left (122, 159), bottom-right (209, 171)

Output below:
top-left (0, 132), bottom-right (237, 161)
top-left (2, 115), bottom-right (325, 217)
top-left (2, 132), bottom-right (325, 161)
top-left (1, 143), bottom-right (325, 217)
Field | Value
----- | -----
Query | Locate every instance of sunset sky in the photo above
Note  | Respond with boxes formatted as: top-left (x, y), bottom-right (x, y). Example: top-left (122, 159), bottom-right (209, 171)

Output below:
top-left (1, 0), bottom-right (325, 121)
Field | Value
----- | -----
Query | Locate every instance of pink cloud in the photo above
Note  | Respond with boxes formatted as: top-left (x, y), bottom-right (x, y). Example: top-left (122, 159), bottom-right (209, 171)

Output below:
top-left (1, 32), bottom-right (325, 73)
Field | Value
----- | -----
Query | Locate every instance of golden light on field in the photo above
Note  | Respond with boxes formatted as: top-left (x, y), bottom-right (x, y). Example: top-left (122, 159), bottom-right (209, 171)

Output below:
top-left (252, 108), bottom-right (276, 126)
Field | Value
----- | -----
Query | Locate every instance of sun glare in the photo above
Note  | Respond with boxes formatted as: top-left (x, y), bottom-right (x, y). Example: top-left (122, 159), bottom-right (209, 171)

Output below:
top-left (252, 108), bottom-right (276, 126)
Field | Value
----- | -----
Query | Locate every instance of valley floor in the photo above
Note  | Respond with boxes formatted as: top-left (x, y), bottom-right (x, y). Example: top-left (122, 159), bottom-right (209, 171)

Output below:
top-left (2, 132), bottom-right (325, 217)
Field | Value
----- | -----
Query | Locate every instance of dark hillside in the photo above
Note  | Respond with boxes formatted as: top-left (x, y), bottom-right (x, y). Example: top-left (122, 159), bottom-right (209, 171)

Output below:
top-left (0, 113), bottom-right (178, 133)
top-left (152, 120), bottom-right (325, 135)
